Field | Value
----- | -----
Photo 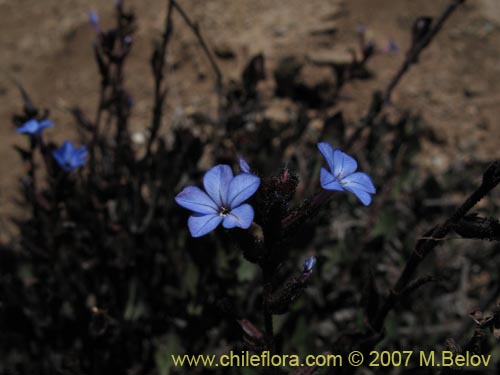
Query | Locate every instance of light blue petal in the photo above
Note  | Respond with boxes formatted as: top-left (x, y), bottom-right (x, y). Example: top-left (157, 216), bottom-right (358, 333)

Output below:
top-left (38, 120), bottom-right (54, 130)
top-left (303, 256), bottom-right (316, 272)
top-left (88, 11), bottom-right (99, 27)
top-left (222, 204), bottom-right (254, 229)
top-left (53, 142), bottom-right (73, 171)
top-left (343, 187), bottom-right (372, 206)
top-left (332, 149), bottom-right (357, 180)
top-left (203, 165), bottom-right (233, 207)
top-left (73, 146), bottom-right (88, 167)
top-left (227, 173), bottom-right (260, 209)
top-left (71, 156), bottom-right (85, 168)
top-left (175, 186), bottom-right (218, 214)
top-left (188, 214), bottom-right (223, 237)
top-left (341, 172), bottom-right (376, 194)
top-left (239, 158), bottom-right (251, 173)
top-left (52, 149), bottom-right (65, 168)
top-left (317, 142), bottom-right (336, 172)
top-left (320, 167), bottom-right (343, 191)
top-left (75, 146), bottom-right (88, 159)
top-left (61, 141), bottom-right (74, 160)
top-left (16, 119), bottom-right (38, 134)
top-left (342, 172), bottom-right (376, 206)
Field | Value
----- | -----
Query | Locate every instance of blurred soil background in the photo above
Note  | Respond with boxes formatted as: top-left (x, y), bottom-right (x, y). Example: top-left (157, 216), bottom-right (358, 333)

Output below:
top-left (1, 0), bottom-right (499, 235)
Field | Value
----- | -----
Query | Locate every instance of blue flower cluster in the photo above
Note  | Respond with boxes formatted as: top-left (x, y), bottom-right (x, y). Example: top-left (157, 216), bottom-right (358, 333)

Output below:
top-left (176, 142), bottom-right (376, 237)
top-left (17, 118), bottom-right (87, 172)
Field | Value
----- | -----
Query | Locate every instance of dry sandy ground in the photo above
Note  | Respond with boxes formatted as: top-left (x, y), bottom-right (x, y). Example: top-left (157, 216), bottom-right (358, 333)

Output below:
top-left (1, 0), bottom-right (499, 234)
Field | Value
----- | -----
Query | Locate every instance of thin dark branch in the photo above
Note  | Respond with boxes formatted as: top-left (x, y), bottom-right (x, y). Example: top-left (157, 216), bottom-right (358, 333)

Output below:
top-left (346, 0), bottom-right (466, 150)
top-left (171, 0), bottom-right (223, 97)
top-left (262, 267), bottom-right (274, 341)
top-left (262, 266), bottom-right (278, 375)
top-left (400, 275), bottom-right (440, 299)
top-left (89, 79), bottom-right (107, 174)
top-left (144, 0), bottom-right (174, 161)
top-left (281, 190), bottom-right (335, 230)
top-left (371, 161), bottom-right (500, 332)
top-left (383, 0), bottom-right (466, 103)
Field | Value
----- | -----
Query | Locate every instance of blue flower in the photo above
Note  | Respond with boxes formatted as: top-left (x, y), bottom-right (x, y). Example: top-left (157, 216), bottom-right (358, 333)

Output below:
top-left (318, 142), bottom-right (376, 206)
top-left (303, 256), bottom-right (316, 273)
top-left (239, 158), bottom-right (251, 174)
top-left (175, 165), bottom-right (260, 237)
top-left (88, 11), bottom-right (99, 32)
top-left (52, 141), bottom-right (88, 171)
top-left (17, 119), bottom-right (54, 135)
top-left (384, 38), bottom-right (399, 53)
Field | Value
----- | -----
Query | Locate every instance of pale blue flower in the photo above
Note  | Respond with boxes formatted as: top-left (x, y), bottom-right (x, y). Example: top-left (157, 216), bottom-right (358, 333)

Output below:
top-left (384, 38), bottom-right (399, 53)
top-left (52, 141), bottom-right (88, 171)
top-left (303, 256), bottom-right (316, 273)
top-left (88, 11), bottom-right (99, 31)
top-left (318, 142), bottom-right (376, 206)
top-left (239, 158), bottom-right (251, 174)
top-left (17, 119), bottom-right (54, 135)
top-left (175, 165), bottom-right (260, 237)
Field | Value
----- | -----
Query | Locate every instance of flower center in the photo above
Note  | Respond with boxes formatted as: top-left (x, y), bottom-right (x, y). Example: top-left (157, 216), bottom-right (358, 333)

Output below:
top-left (218, 206), bottom-right (230, 217)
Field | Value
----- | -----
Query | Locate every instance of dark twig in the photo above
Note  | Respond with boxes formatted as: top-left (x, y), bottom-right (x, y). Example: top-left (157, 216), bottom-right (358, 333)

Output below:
top-left (89, 45), bottom-right (109, 174)
top-left (262, 266), bottom-right (277, 374)
top-left (134, 0), bottom-right (174, 233)
top-left (383, 0), bottom-right (466, 104)
top-left (281, 190), bottom-right (335, 230)
top-left (263, 273), bottom-right (275, 344)
top-left (346, 0), bottom-right (466, 150)
top-left (457, 279), bottom-right (500, 339)
top-left (171, 0), bottom-right (223, 103)
top-left (371, 161), bottom-right (500, 332)
top-left (400, 275), bottom-right (440, 299)
top-left (144, 0), bottom-right (174, 162)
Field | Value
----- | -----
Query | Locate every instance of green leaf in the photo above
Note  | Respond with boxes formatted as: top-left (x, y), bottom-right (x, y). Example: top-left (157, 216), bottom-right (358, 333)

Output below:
top-left (183, 262), bottom-right (199, 297)
top-left (237, 261), bottom-right (257, 282)
top-left (124, 278), bottom-right (146, 321)
top-left (371, 209), bottom-right (398, 238)
top-left (155, 333), bottom-right (181, 375)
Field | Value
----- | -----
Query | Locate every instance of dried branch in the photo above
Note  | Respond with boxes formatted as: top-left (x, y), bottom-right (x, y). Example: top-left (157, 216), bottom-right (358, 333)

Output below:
top-left (346, 0), bottom-right (466, 150)
top-left (383, 0), bottom-right (466, 103)
top-left (171, 0), bottom-right (223, 97)
top-left (144, 0), bottom-right (174, 161)
top-left (371, 161), bottom-right (500, 332)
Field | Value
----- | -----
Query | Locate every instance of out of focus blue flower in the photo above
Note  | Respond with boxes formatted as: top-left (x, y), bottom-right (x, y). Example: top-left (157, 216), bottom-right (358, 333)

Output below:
top-left (52, 141), bottom-right (88, 171)
top-left (318, 142), bottom-right (376, 206)
top-left (303, 256), bottom-right (316, 273)
top-left (239, 158), bottom-right (251, 174)
top-left (88, 11), bottom-right (99, 31)
top-left (385, 38), bottom-right (399, 53)
top-left (16, 119), bottom-right (54, 135)
top-left (175, 164), bottom-right (260, 237)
